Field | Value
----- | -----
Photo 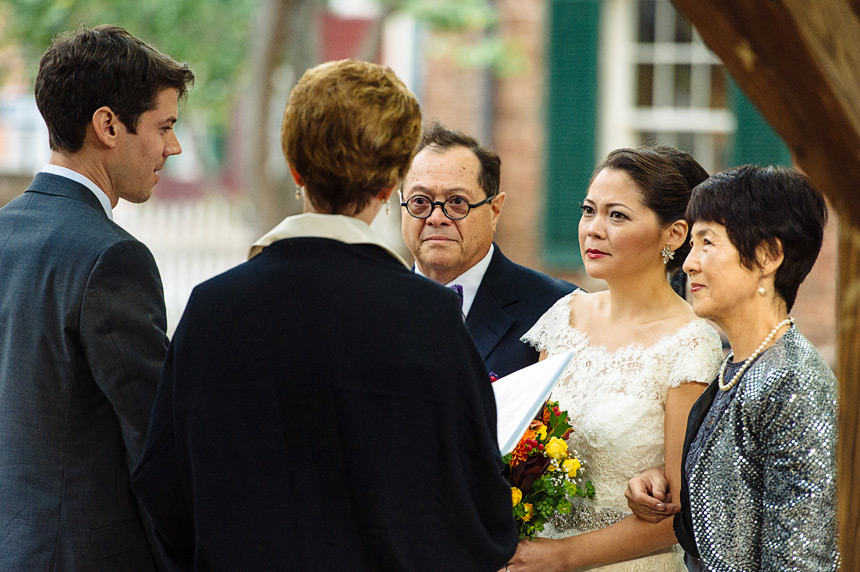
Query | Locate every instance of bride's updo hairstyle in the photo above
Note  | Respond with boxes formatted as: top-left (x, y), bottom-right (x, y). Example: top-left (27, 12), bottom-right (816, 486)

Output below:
top-left (590, 147), bottom-right (698, 276)
top-left (281, 59), bottom-right (422, 215)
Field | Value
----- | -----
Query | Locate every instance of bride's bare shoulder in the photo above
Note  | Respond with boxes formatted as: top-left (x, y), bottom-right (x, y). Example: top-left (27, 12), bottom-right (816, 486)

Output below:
top-left (566, 289), bottom-right (607, 330)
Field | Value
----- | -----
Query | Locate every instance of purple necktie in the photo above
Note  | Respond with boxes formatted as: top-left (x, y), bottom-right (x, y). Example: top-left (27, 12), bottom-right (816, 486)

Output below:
top-left (449, 284), bottom-right (464, 310)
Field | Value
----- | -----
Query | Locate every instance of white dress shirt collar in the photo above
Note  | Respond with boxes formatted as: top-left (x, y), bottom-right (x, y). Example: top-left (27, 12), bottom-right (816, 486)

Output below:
top-left (414, 243), bottom-right (494, 318)
top-left (41, 164), bottom-right (113, 220)
top-left (248, 212), bottom-right (409, 267)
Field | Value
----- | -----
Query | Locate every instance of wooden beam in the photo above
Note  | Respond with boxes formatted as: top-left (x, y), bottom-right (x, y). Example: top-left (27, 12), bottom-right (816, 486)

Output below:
top-left (671, 0), bottom-right (860, 227)
top-left (670, 0), bottom-right (860, 567)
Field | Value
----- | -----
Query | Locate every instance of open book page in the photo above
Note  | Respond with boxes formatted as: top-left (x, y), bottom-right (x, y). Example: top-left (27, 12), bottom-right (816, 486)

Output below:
top-left (493, 349), bottom-right (575, 455)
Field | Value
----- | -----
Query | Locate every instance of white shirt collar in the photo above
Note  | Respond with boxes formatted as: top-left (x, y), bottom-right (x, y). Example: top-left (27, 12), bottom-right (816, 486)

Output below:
top-left (41, 164), bottom-right (113, 220)
top-left (414, 243), bottom-right (494, 318)
top-left (248, 212), bottom-right (409, 267)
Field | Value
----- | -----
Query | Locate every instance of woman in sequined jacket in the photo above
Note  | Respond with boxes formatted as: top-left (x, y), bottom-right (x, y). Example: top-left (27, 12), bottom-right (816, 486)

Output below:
top-left (625, 165), bottom-right (838, 571)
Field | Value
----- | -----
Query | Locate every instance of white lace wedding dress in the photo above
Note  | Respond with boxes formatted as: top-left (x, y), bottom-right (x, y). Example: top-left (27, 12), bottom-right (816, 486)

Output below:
top-left (522, 290), bottom-right (722, 572)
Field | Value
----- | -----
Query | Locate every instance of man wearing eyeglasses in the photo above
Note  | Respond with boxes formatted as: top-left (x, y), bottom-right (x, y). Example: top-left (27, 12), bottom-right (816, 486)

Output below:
top-left (400, 122), bottom-right (576, 377)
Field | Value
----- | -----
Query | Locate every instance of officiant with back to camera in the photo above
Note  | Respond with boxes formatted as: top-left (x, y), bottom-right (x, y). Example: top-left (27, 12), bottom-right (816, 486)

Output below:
top-left (131, 58), bottom-right (518, 571)
top-left (505, 147), bottom-right (723, 571)
top-left (626, 165), bottom-right (838, 571)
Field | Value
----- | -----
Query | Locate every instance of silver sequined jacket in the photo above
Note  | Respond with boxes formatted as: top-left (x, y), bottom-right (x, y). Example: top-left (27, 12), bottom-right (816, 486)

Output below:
top-left (689, 326), bottom-right (839, 570)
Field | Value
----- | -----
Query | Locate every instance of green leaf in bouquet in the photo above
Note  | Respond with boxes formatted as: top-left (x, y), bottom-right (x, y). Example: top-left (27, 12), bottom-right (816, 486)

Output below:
top-left (556, 498), bottom-right (572, 515)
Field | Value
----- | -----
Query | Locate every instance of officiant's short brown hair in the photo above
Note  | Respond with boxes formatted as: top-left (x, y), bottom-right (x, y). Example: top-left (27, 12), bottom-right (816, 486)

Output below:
top-left (281, 59), bottom-right (422, 214)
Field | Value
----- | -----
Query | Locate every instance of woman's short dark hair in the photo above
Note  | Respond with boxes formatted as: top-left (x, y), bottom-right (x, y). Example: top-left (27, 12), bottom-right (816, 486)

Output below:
top-left (35, 25), bottom-right (194, 154)
top-left (686, 165), bottom-right (827, 311)
top-left (591, 147), bottom-right (694, 274)
top-left (415, 121), bottom-right (501, 199)
top-left (281, 59), bottom-right (422, 214)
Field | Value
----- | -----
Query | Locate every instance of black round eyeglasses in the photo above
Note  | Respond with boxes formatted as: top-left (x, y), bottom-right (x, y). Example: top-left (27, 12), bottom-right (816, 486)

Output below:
top-left (400, 194), bottom-right (494, 220)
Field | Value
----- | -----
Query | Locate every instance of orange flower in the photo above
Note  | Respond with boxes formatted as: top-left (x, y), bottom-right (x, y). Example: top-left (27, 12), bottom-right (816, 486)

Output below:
top-left (509, 429), bottom-right (537, 468)
top-left (542, 406), bottom-right (551, 425)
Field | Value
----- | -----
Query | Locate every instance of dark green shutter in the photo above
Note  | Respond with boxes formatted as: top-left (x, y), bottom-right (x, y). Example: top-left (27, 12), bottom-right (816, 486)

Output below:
top-left (543, 0), bottom-right (602, 269)
top-left (729, 79), bottom-right (792, 167)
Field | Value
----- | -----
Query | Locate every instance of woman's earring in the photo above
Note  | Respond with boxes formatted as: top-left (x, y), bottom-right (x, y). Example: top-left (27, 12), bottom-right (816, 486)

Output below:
top-left (385, 199), bottom-right (390, 215)
top-left (295, 185), bottom-right (303, 201)
top-left (661, 245), bottom-right (674, 265)
top-left (758, 269), bottom-right (766, 295)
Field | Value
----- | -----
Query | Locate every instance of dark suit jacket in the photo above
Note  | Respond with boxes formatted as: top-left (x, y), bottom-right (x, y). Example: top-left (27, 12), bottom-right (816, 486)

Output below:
top-left (0, 173), bottom-right (168, 571)
top-left (465, 245), bottom-right (576, 377)
top-left (132, 237), bottom-right (518, 571)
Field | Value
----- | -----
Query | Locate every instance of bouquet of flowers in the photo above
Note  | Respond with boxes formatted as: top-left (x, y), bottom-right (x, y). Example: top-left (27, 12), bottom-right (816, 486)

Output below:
top-left (502, 400), bottom-right (594, 539)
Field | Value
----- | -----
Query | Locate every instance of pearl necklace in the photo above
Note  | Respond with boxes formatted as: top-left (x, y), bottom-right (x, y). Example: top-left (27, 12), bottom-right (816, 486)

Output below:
top-left (718, 317), bottom-right (795, 391)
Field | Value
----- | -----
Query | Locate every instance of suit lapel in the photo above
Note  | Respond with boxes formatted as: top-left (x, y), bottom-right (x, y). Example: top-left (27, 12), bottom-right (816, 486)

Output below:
top-left (465, 247), bottom-right (516, 360)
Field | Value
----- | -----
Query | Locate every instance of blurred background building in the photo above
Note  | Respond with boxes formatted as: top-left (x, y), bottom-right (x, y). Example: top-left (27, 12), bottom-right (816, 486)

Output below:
top-left (0, 0), bottom-right (836, 361)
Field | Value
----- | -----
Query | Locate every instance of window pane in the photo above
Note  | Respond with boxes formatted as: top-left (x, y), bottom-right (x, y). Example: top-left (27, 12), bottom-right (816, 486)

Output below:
top-left (674, 12), bottom-right (692, 43)
top-left (677, 132), bottom-right (695, 154)
top-left (636, 64), bottom-right (654, 107)
top-left (710, 65), bottom-right (727, 108)
top-left (674, 64), bottom-right (692, 107)
top-left (638, 0), bottom-right (656, 43)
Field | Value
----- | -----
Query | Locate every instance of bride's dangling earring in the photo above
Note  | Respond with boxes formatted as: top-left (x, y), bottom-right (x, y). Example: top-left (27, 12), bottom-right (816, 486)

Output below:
top-left (295, 184), bottom-right (303, 201)
top-left (758, 269), bottom-right (766, 296)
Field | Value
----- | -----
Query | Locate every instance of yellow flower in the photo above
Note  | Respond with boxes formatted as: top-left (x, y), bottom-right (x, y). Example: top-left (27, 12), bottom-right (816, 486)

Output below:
top-left (522, 503), bottom-right (534, 522)
top-left (545, 436), bottom-right (568, 460)
top-left (546, 460), bottom-right (558, 472)
top-left (562, 458), bottom-right (581, 477)
top-left (534, 423), bottom-right (547, 441)
top-left (511, 487), bottom-right (522, 507)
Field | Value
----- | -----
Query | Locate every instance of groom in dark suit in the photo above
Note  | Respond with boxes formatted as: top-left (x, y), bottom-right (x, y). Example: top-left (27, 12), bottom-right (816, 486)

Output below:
top-left (0, 26), bottom-right (193, 571)
top-left (401, 123), bottom-right (575, 377)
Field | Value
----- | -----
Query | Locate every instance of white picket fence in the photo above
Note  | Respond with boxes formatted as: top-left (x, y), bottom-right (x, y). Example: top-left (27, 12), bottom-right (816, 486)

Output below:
top-left (113, 195), bottom-right (258, 336)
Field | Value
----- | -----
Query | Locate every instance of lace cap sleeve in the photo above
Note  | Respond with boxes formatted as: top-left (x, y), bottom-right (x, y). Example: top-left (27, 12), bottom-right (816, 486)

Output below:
top-left (520, 290), bottom-right (579, 352)
top-left (666, 320), bottom-right (723, 388)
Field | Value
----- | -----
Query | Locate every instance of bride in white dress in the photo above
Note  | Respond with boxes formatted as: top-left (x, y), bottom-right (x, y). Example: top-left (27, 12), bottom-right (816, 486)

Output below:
top-left (503, 148), bottom-right (722, 572)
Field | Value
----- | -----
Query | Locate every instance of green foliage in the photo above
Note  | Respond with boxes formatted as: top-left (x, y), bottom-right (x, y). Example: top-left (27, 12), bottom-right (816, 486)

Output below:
top-left (385, 0), bottom-right (526, 76)
top-left (2, 0), bottom-right (255, 127)
top-left (0, 0), bottom-right (518, 146)
top-left (400, 0), bottom-right (497, 31)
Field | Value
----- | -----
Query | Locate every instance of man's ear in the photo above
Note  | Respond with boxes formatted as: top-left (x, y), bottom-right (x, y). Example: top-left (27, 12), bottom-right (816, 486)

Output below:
top-left (490, 191), bottom-right (506, 232)
top-left (91, 106), bottom-right (121, 148)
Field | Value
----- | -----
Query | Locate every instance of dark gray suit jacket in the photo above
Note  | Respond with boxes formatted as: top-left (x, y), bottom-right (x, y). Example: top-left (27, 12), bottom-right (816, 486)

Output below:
top-left (465, 245), bottom-right (576, 377)
top-left (0, 173), bottom-right (168, 571)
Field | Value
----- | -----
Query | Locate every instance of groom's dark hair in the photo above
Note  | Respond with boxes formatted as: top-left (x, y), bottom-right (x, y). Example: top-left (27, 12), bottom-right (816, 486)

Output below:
top-left (35, 25), bottom-right (194, 154)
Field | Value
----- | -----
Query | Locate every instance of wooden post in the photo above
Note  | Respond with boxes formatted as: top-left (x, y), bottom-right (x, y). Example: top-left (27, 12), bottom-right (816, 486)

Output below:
top-left (668, 0), bottom-right (860, 567)
top-left (839, 222), bottom-right (860, 567)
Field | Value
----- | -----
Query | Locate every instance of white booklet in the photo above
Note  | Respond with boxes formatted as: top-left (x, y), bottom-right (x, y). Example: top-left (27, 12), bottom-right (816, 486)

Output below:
top-left (492, 349), bottom-right (575, 455)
